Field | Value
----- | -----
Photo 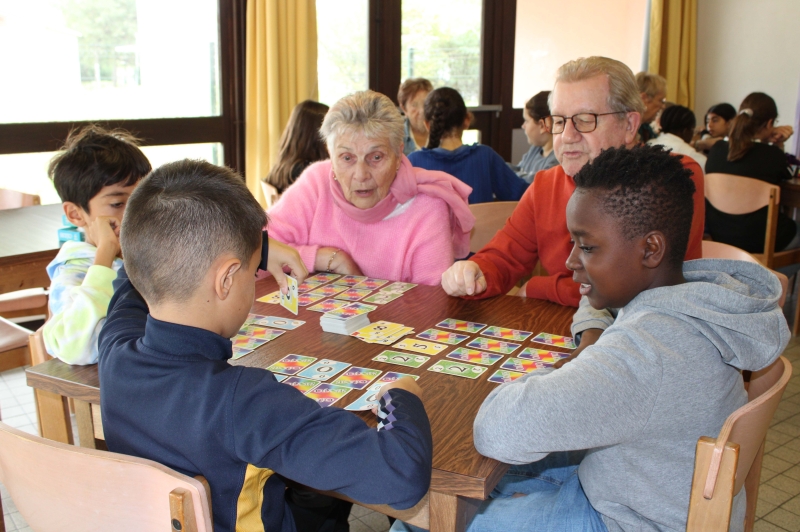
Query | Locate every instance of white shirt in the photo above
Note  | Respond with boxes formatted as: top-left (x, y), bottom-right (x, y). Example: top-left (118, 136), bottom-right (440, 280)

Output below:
top-left (647, 132), bottom-right (707, 169)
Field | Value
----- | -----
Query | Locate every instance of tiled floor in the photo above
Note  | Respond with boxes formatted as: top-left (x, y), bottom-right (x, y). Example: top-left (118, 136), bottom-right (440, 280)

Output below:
top-left (2, 344), bottom-right (800, 532)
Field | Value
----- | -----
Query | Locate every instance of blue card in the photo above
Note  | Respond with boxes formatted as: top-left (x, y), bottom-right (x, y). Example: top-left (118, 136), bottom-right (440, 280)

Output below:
top-left (252, 316), bottom-right (305, 330)
top-left (297, 359), bottom-right (351, 381)
top-left (345, 388), bottom-right (385, 411)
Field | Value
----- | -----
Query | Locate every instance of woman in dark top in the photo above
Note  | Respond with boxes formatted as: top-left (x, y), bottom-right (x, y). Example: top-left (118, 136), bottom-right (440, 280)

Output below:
top-left (264, 100), bottom-right (329, 194)
top-left (705, 92), bottom-right (796, 252)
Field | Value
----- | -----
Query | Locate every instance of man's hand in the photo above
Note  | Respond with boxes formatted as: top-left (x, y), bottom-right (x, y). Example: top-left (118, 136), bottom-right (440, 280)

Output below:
top-left (553, 328), bottom-right (602, 368)
top-left (441, 261), bottom-right (487, 297)
top-left (87, 216), bottom-right (121, 268)
top-left (268, 238), bottom-right (308, 294)
top-left (315, 247), bottom-right (363, 276)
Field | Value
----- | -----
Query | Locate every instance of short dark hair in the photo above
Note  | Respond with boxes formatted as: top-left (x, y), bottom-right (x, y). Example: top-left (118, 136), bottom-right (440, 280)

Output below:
top-left (573, 145), bottom-right (695, 266)
top-left (48, 125), bottom-right (151, 212)
top-left (525, 91), bottom-right (551, 122)
top-left (659, 105), bottom-right (696, 136)
top-left (706, 102), bottom-right (736, 122)
top-left (121, 159), bottom-right (267, 306)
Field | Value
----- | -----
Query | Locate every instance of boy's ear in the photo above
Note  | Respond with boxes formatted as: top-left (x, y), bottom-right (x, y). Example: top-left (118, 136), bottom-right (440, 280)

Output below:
top-left (642, 231), bottom-right (667, 268)
top-left (214, 258), bottom-right (243, 301)
top-left (63, 202), bottom-right (88, 227)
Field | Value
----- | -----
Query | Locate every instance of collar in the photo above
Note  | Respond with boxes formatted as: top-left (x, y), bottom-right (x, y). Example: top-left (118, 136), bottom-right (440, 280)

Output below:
top-left (142, 315), bottom-right (233, 361)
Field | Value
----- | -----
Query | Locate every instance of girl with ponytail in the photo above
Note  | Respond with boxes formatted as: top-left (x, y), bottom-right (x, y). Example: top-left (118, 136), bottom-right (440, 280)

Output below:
top-left (408, 87), bottom-right (529, 204)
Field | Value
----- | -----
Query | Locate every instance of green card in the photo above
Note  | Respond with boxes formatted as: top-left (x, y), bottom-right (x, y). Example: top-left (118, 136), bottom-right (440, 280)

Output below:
top-left (427, 360), bottom-right (487, 379)
top-left (373, 350), bottom-right (429, 368)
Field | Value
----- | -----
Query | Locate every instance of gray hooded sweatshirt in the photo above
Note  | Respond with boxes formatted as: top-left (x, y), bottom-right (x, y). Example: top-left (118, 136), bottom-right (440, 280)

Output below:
top-left (474, 259), bottom-right (789, 532)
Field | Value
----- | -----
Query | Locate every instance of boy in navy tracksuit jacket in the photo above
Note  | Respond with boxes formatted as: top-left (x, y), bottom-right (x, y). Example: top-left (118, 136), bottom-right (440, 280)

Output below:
top-left (98, 159), bottom-right (433, 532)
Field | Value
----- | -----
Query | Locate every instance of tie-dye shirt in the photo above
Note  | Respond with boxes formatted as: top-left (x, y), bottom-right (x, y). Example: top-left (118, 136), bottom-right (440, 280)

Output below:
top-left (43, 241), bottom-right (123, 365)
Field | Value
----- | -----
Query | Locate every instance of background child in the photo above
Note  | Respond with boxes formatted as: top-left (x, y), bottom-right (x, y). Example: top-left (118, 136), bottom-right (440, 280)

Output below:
top-left (44, 125), bottom-right (151, 365)
top-left (99, 159), bottom-right (432, 532)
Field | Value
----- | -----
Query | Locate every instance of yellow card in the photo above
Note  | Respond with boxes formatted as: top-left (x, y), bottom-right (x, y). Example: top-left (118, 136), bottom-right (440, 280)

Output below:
top-left (392, 338), bottom-right (448, 355)
top-left (257, 291), bottom-right (281, 304)
top-left (280, 277), bottom-right (299, 315)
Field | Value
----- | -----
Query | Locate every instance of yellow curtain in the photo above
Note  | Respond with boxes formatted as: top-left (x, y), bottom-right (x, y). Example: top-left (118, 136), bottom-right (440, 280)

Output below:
top-left (245, 0), bottom-right (318, 205)
top-left (648, 0), bottom-right (697, 109)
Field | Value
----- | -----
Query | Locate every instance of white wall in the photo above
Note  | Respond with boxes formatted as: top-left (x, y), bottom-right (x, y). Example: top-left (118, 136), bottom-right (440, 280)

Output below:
top-left (696, 0), bottom-right (800, 153)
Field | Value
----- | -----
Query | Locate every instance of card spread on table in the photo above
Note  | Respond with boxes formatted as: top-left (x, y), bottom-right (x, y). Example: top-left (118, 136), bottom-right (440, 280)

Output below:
top-left (297, 279), bottom-right (325, 292)
top-left (446, 347), bottom-right (503, 366)
top-left (281, 376), bottom-right (320, 394)
top-left (500, 357), bottom-right (549, 373)
top-left (466, 337), bottom-right (520, 355)
top-left (487, 369), bottom-right (525, 384)
top-left (235, 325), bottom-right (285, 341)
top-left (428, 360), bottom-right (487, 379)
top-left (518, 348), bottom-right (569, 364)
top-left (435, 318), bottom-right (487, 334)
top-left (361, 291), bottom-right (403, 305)
top-left (257, 291), bottom-right (282, 304)
top-left (297, 359), bottom-right (351, 381)
top-left (266, 354), bottom-right (317, 376)
top-left (308, 284), bottom-right (348, 297)
top-left (251, 316), bottom-right (305, 330)
top-left (273, 374), bottom-right (287, 382)
top-left (243, 313), bottom-right (266, 326)
top-left (307, 272), bottom-right (341, 284)
top-left (531, 332), bottom-right (576, 350)
top-left (334, 288), bottom-right (373, 301)
top-left (304, 383), bottom-right (351, 407)
top-left (345, 388), bottom-right (384, 411)
top-left (231, 342), bottom-right (264, 360)
top-left (352, 278), bottom-right (389, 290)
top-left (370, 372), bottom-right (419, 390)
top-left (352, 320), bottom-right (401, 338)
top-left (392, 338), bottom-right (448, 356)
top-left (416, 328), bottom-right (469, 345)
top-left (481, 326), bottom-right (533, 342)
top-left (323, 302), bottom-right (377, 319)
top-left (373, 350), bottom-right (430, 368)
top-left (330, 367), bottom-right (382, 389)
top-left (280, 277), bottom-right (299, 315)
top-left (382, 282), bottom-right (417, 293)
top-left (297, 292), bottom-right (326, 306)
top-left (332, 275), bottom-right (368, 287)
top-left (307, 299), bottom-right (350, 313)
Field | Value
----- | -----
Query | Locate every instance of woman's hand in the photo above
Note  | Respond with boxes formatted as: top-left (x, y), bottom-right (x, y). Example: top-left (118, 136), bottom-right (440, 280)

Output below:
top-left (268, 238), bottom-right (308, 294)
top-left (769, 125), bottom-right (794, 146)
top-left (314, 247), bottom-right (363, 276)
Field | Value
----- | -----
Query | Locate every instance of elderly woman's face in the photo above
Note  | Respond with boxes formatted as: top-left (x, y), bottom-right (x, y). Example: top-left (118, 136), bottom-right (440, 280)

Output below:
top-left (331, 130), bottom-right (400, 210)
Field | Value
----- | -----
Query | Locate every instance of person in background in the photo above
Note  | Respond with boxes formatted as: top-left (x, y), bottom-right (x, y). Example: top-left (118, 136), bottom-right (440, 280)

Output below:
top-left (635, 71), bottom-right (667, 142)
top-left (264, 100), bottom-right (329, 194)
top-left (705, 92), bottom-right (797, 253)
top-left (648, 104), bottom-right (707, 167)
top-left (516, 91), bottom-right (558, 183)
top-left (398, 77), bottom-right (434, 155)
top-left (694, 102), bottom-right (736, 153)
top-left (408, 87), bottom-right (529, 204)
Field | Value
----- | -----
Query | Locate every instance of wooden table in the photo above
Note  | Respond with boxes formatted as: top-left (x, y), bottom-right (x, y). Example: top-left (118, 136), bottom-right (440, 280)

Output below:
top-left (28, 278), bottom-right (574, 532)
top-left (0, 203), bottom-right (63, 295)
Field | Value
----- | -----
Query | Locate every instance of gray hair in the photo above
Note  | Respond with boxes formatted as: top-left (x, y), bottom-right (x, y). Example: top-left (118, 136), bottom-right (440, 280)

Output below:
top-left (550, 56), bottom-right (645, 116)
top-left (320, 90), bottom-right (405, 154)
top-left (635, 72), bottom-right (667, 98)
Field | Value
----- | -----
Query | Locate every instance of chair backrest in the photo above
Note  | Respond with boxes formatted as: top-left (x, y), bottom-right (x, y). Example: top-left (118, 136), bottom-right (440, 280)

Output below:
top-left (29, 326), bottom-right (52, 366)
top-left (0, 189), bottom-right (41, 210)
top-left (701, 241), bottom-right (789, 308)
top-left (468, 201), bottom-right (518, 254)
top-left (260, 180), bottom-right (281, 211)
top-left (0, 422), bottom-right (213, 531)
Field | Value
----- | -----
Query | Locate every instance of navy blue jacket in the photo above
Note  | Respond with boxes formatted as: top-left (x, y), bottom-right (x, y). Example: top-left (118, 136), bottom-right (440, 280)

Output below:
top-left (98, 271), bottom-right (432, 532)
top-left (408, 144), bottom-right (529, 203)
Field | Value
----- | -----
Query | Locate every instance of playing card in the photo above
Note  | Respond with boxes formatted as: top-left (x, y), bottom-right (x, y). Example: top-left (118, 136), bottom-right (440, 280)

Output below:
top-left (481, 326), bottom-right (533, 342)
top-left (345, 388), bottom-right (384, 411)
top-left (370, 372), bottom-right (419, 390)
top-left (334, 288), bottom-right (373, 301)
top-left (416, 328), bottom-right (469, 345)
top-left (251, 316), bottom-right (305, 330)
top-left (257, 291), bottom-right (282, 304)
top-left (297, 359), bottom-right (351, 381)
top-left (307, 272), bottom-right (341, 283)
top-left (231, 345), bottom-right (261, 360)
top-left (280, 277), bottom-right (299, 315)
top-left (487, 369), bottom-right (525, 384)
top-left (446, 347), bottom-right (503, 366)
top-left (297, 279), bottom-right (325, 292)
top-left (500, 357), bottom-right (549, 373)
top-left (281, 376), bottom-right (320, 394)
top-left (308, 284), bottom-right (348, 297)
top-left (332, 275), bottom-right (368, 287)
top-left (382, 282), bottom-right (417, 293)
top-left (307, 299), bottom-right (351, 313)
top-left (361, 291), bottom-right (403, 304)
top-left (297, 292), bottom-right (326, 306)
top-left (331, 367), bottom-right (382, 389)
top-left (531, 332), bottom-right (577, 350)
top-left (304, 383), bottom-right (351, 407)
top-left (266, 354), bottom-right (317, 376)
top-left (352, 278), bottom-right (389, 290)
top-left (230, 335), bottom-right (269, 358)
top-left (373, 350), bottom-right (430, 368)
top-left (518, 348), bottom-right (569, 364)
top-left (323, 302), bottom-right (377, 319)
top-left (428, 360), bottom-right (487, 379)
top-left (435, 318), bottom-right (487, 334)
top-left (351, 321), bottom-right (403, 339)
top-left (273, 374), bottom-right (287, 382)
top-left (392, 338), bottom-right (448, 355)
top-left (466, 337), bottom-right (520, 355)
top-left (243, 313), bottom-right (267, 326)
top-left (234, 325), bottom-right (285, 342)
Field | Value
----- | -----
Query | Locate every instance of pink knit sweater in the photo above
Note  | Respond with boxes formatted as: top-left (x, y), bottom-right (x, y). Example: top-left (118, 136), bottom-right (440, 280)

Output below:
top-left (267, 161), bottom-right (457, 285)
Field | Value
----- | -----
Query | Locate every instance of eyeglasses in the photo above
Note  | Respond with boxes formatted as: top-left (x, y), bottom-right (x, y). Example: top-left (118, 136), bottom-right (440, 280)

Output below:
top-left (550, 112), bottom-right (627, 134)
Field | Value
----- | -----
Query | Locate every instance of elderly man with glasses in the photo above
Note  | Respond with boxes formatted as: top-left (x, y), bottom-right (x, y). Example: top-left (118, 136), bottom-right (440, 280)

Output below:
top-left (441, 56), bottom-right (704, 355)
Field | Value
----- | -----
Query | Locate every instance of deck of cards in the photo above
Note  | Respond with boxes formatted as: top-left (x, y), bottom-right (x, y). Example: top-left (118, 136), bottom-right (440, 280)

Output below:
top-left (351, 321), bottom-right (414, 345)
top-left (320, 302), bottom-right (377, 334)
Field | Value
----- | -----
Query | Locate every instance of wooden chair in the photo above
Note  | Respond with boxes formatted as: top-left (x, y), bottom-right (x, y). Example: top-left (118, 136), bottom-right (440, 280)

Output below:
top-left (468, 201), bottom-right (518, 254)
top-left (260, 180), bottom-right (281, 210)
top-left (701, 241), bottom-right (789, 308)
top-left (0, 317), bottom-right (31, 372)
top-left (686, 356), bottom-right (792, 532)
top-left (0, 421), bottom-right (213, 531)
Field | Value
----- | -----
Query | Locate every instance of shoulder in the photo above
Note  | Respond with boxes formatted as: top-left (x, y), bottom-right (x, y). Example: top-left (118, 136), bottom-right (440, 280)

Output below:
top-left (47, 241), bottom-right (97, 277)
top-left (405, 192), bottom-right (449, 216)
top-left (277, 161), bottom-right (331, 202)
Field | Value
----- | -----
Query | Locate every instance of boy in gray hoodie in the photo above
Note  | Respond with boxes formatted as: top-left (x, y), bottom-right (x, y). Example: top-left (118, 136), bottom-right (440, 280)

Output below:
top-left (392, 145), bottom-right (790, 532)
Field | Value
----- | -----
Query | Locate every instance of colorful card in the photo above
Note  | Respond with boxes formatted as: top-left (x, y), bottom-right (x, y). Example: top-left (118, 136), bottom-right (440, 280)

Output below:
top-left (373, 350), bottom-right (430, 369)
top-left (334, 288), bottom-right (373, 301)
top-left (416, 328), bottom-right (469, 345)
top-left (370, 372), bottom-right (419, 390)
top-left (243, 313), bottom-right (267, 326)
top-left (446, 347), bottom-right (503, 366)
top-left (466, 337), bottom-right (520, 355)
top-left (323, 302), bottom-right (377, 319)
top-left (297, 279), bottom-right (325, 292)
top-left (352, 278), bottom-right (389, 290)
top-left (531, 332), bottom-right (576, 350)
top-left (351, 321), bottom-right (404, 341)
top-left (500, 357), bottom-right (549, 373)
top-left (308, 284), bottom-right (348, 297)
top-left (345, 389), bottom-right (384, 411)
top-left (518, 348), bottom-right (569, 365)
top-left (251, 316), bottom-right (305, 330)
top-left (273, 374), bottom-right (287, 382)
top-left (280, 276), bottom-right (299, 315)
top-left (307, 299), bottom-right (350, 313)
top-left (257, 291), bottom-right (282, 304)
top-left (304, 383), bottom-right (351, 407)
top-left (361, 291), bottom-right (403, 305)
top-left (382, 282), bottom-right (417, 293)
top-left (297, 359), bottom-right (351, 381)
top-left (231, 344), bottom-right (262, 360)
top-left (392, 338), bottom-right (449, 356)
top-left (332, 275), bottom-right (368, 287)
top-left (266, 354), bottom-right (317, 376)
top-left (331, 367), bottom-right (382, 389)
top-left (428, 360), bottom-right (487, 379)
top-left (481, 326), bottom-right (533, 342)
top-left (435, 318), bottom-right (487, 334)
top-left (235, 325), bottom-right (285, 341)
top-left (281, 376), bottom-right (320, 394)
top-left (297, 292), bottom-right (326, 306)
top-left (488, 369), bottom-right (525, 384)
top-left (307, 272), bottom-right (341, 283)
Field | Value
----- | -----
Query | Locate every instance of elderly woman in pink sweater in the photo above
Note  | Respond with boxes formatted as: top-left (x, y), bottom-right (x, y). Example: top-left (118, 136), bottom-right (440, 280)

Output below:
top-left (267, 90), bottom-right (475, 286)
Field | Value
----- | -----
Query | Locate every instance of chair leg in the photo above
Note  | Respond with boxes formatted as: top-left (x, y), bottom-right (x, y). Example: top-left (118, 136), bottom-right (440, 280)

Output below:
top-left (743, 440), bottom-right (765, 532)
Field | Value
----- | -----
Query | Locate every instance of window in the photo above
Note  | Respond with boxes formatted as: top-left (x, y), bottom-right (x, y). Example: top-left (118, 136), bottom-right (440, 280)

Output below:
top-left (316, 0), bottom-right (369, 106)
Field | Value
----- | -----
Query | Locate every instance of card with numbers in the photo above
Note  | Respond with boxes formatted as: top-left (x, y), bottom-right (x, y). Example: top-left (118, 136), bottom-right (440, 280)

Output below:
top-left (481, 326), bottom-right (533, 342)
top-left (257, 291), bottom-right (282, 304)
top-left (428, 360), bottom-right (487, 379)
top-left (361, 291), bottom-right (403, 305)
top-left (323, 302), bottom-right (377, 318)
top-left (500, 357), bottom-right (549, 374)
top-left (307, 272), bottom-right (341, 284)
top-left (416, 328), bottom-right (469, 345)
top-left (307, 299), bottom-right (351, 313)
top-left (382, 282), bottom-right (417, 293)
top-left (435, 318), bottom-right (487, 334)
top-left (251, 316), bottom-right (305, 330)
top-left (266, 354), bottom-right (317, 376)
top-left (487, 369), bottom-right (525, 384)
top-left (370, 372), bottom-right (419, 390)
top-left (345, 388), bottom-right (384, 411)
top-left (308, 284), bottom-right (348, 297)
top-left (304, 383), bottom-right (351, 407)
top-left (352, 278), bottom-right (389, 290)
top-left (373, 350), bottom-right (430, 369)
top-left (331, 367), bottom-right (382, 390)
top-left (531, 332), bottom-right (576, 350)
top-left (231, 338), bottom-right (267, 360)
top-left (297, 359), bottom-right (351, 381)
top-left (446, 347), bottom-right (503, 366)
top-left (392, 338), bottom-right (448, 355)
top-left (235, 325), bottom-right (285, 341)
top-left (281, 376), bottom-right (320, 394)
top-left (297, 292), bottom-right (326, 306)
top-left (334, 288), bottom-right (373, 301)
top-left (280, 276), bottom-right (299, 315)
top-left (333, 275), bottom-right (368, 287)
top-left (518, 348), bottom-right (570, 365)
top-left (466, 337), bottom-right (520, 355)
top-left (297, 279), bottom-right (325, 292)
top-left (352, 321), bottom-right (403, 341)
